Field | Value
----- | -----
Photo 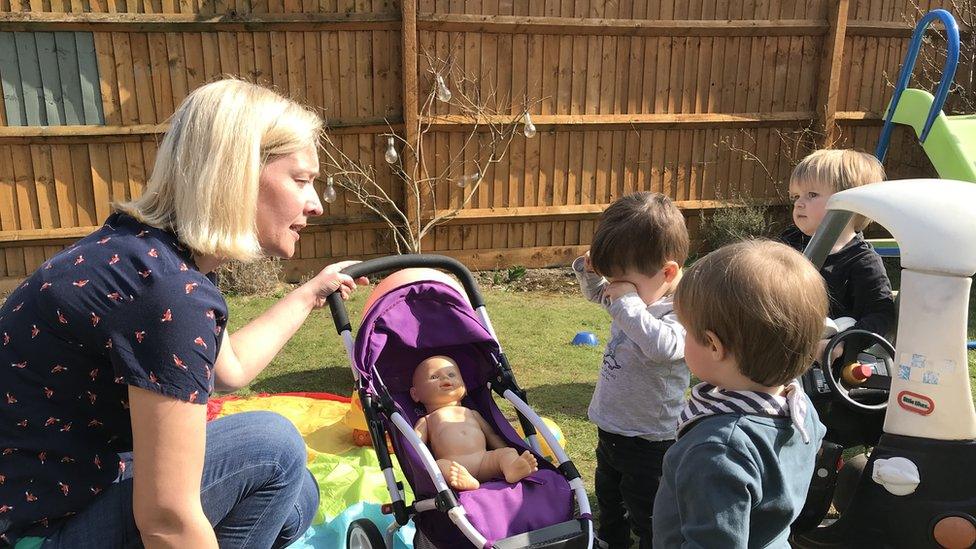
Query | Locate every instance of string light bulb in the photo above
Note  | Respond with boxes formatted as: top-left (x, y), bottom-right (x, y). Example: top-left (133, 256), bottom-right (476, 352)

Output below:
top-left (384, 137), bottom-right (399, 164)
top-left (456, 171), bottom-right (481, 188)
top-left (435, 74), bottom-right (452, 103)
top-left (523, 111), bottom-right (537, 138)
top-left (322, 175), bottom-right (337, 204)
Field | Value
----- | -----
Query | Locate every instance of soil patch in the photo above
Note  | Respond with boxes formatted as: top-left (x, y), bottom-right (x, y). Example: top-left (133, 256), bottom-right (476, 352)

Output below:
top-left (475, 267), bottom-right (579, 295)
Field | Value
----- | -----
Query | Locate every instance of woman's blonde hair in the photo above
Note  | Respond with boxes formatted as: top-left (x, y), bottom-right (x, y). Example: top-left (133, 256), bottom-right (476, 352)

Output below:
top-left (116, 79), bottom-right (322, 261)
top-left (675, 240), bottom-right (828, 387)
top-left (790, 149), bottom-right (886, 232)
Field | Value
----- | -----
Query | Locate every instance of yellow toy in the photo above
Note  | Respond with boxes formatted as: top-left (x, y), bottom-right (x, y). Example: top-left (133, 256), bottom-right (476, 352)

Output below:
top-left (513, 416), bottom-right (566, 462)
top-left (344, 391), bottom-right (372, 447)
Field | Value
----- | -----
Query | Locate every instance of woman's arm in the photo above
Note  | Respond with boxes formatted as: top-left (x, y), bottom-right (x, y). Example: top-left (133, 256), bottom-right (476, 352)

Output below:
top-left (213, 260), bottom-right (367, 391)
top-left (129, 386), bottom-right (217, 549)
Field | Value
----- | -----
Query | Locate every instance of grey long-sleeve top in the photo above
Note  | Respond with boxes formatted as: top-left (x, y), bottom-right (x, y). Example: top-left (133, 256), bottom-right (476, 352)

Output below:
top-left (572, 256), bottom-right (690, 441)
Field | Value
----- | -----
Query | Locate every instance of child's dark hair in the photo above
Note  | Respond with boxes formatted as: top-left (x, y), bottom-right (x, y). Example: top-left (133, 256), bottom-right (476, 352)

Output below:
top-left (590, 192), bottom-right (689, 277)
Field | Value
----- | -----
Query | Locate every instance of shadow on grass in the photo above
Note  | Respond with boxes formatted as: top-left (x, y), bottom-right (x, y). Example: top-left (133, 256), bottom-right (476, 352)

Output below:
top-left (251, 366), bottom-right (356, 396)
top-left (519, 382), bottom-right (595, 418)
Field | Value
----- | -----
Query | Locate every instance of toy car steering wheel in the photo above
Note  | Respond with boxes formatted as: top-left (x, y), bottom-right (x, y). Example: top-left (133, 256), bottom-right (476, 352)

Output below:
top-left (821, 329), bottom-right (895, 413)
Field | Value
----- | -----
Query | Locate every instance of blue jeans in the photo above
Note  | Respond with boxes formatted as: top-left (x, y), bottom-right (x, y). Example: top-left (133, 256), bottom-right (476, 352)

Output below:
top-left (41, 411), bottom-right (319, 548)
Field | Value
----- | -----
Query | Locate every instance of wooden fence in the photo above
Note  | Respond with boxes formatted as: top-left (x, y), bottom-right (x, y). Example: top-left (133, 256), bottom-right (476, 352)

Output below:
top-left (0, 0), bottom-right (959, 290)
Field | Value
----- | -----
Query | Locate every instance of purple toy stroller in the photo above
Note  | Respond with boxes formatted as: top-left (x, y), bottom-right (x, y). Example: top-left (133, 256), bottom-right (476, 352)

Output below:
top-left (326, 255), bottom-right (594, 549)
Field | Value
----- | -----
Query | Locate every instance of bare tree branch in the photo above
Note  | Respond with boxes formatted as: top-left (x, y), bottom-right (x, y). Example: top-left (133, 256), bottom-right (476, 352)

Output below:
top-left (319, 51), bottom-right (534, 254)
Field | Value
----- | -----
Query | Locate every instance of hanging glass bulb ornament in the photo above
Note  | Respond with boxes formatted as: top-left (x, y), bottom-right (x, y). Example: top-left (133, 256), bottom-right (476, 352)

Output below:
top-left (456, 171), bottom-right (481, 188)
top-left (384, 136), bottom-right (399, 164)
top-left (322, 175), bottom-right (337, 204)
top-left (435, 74), bottom-right (452, 103)
top-left (523, 111), bottom-right (537, 138)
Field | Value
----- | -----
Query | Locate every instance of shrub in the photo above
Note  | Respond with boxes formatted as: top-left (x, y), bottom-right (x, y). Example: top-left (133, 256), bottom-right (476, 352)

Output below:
top-left (699, 200), bottom-right (780, 252)
top-left (216, 258), bottom-right (283, 296)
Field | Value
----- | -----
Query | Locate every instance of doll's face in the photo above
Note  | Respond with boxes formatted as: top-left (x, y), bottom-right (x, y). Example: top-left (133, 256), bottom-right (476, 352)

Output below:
top-left (410, 356), bottom-right (466, 406)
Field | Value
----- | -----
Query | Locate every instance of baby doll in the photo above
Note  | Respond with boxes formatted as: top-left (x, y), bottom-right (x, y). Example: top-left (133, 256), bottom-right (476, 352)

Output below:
top-left (411, 355), bottom-right (538, 491)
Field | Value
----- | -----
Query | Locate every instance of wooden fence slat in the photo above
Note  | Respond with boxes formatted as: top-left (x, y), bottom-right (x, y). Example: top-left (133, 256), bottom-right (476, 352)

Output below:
top-left (29, 144), bottom-right (59, 227)
top-left (304, 30), bottom-right (321, 112)
top-left (0, 32), bottom-right (28, 126)
top-left (147, 31), bottom-right (173, 117)
top-left (123, 140), bottom-right (145, 199)
top-left (74, 31), bottom-right (106, 124)
top-left (92, 36), bottom-right (120, 125)
top-left (35, 32), bottom-right (69, 124)
top-left (50, 143), bottom-right (77, 226)
top-left (11, 145), bottom-right (40, 230)
top-left (201, 31), bottom-right (220, 83)
top-left (52, 32), bottom-right (85, 124)
top-left (164, 32), bottom-right (188, 102)
top-left (285, 30), bottom-right (304, 101)
top-left (14, 32), bottom-right (46, 126)
top-left (111, 32), bottom-right (138, 124)
top-left (182, 32), bottom-right (204, 90)
top-left (253, 30), bottom-right (272, 87)
top-left (67, 144), bottom-right (95, 225)
top-left (107, 141), bottom-right (129, 202)
top-left (0, 145), bottom-right (27, 278)
top-left (89, 143), bottom-right (112, 221)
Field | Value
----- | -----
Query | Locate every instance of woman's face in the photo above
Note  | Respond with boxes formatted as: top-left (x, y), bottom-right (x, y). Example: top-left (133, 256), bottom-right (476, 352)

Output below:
top-left (256, 144), bottom-right (323, 258)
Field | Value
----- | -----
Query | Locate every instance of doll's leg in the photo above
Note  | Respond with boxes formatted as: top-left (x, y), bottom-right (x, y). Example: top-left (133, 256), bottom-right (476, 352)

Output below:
top-left (437, 458), bottom-right (480, 490)
top-left (480, 447), bottom-right (539, 484)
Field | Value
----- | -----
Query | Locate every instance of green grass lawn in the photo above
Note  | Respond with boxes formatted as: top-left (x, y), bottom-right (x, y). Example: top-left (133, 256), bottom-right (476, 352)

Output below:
top-left (227, 281), bottom-right (976, 502)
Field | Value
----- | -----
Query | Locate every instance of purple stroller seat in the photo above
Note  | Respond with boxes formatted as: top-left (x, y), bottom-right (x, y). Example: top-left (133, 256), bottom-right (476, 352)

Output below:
top-left (354, 280), bottom-right (574, 547)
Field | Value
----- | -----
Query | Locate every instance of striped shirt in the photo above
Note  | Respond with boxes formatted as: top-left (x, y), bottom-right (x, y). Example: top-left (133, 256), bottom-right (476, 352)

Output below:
top-left (677, 381), bottom-right (811, 444)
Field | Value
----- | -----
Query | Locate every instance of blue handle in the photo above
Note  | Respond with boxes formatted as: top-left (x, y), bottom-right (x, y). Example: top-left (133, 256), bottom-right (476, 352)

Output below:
top-left (875, 9), bottom-right (960, 162)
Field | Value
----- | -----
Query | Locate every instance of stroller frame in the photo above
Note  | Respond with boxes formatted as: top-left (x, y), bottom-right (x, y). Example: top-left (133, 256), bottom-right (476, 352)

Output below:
top-left (328, 255), bottom-right (594, 549)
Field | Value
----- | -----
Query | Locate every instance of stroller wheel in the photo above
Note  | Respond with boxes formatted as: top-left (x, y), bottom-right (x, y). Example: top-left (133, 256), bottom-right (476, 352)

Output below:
top-left (347, 518), bottom-right (386, 549)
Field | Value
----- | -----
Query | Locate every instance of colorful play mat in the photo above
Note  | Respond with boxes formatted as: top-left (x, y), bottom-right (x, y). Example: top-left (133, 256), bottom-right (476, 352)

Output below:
top-left (207, 392), bottom-right (417, 548)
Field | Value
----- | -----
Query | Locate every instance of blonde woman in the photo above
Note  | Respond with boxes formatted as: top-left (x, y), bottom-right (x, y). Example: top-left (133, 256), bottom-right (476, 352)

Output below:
top-left (0, 79), bottom-right (366, 548)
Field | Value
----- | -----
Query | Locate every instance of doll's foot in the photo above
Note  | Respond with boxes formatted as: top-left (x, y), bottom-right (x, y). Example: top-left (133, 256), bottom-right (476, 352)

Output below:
top-left (447, 462), bottom-right (480, 491)
top-left (503, 451), bottom-right (538, 484)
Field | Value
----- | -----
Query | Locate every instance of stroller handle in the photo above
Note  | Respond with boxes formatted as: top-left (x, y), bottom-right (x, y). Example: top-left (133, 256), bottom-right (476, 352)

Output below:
top-left (327, 254), bottom-right (486, 334)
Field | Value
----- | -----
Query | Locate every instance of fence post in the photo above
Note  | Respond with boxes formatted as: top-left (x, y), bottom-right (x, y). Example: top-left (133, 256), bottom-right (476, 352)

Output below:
top-left (817, 0), bottom-right (850, 147)
top-left (400, 0), bottom-right (421, 247)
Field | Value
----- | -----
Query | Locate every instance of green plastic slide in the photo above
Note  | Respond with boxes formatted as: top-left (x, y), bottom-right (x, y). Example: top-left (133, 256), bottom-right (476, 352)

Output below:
top-left (889, 88), bottom-right (976, 182)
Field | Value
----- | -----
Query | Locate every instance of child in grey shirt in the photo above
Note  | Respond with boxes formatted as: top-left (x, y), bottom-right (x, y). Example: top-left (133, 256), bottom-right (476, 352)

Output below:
top-left (573, 192), bottom-right (690, 549)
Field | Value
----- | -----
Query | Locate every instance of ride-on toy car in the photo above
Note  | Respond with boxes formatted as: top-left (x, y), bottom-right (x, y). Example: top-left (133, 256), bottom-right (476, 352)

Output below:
top-left (790, 179), bottom-right (976, 548)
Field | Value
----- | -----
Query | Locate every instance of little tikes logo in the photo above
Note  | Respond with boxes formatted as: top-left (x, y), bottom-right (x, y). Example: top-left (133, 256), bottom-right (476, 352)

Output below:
top-left (897, 391), bottom-right (934, 416)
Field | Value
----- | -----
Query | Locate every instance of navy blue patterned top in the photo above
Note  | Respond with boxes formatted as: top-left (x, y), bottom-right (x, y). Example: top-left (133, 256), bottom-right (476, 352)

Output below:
top-left (0, 212), bottom-right (228, 543)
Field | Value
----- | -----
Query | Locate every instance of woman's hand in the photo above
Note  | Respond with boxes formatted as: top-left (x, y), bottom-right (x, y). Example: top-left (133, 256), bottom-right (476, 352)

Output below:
top-left (304, 260), bottom-right (370, 308)
top-left (218, 260), bottom-right (370, 390)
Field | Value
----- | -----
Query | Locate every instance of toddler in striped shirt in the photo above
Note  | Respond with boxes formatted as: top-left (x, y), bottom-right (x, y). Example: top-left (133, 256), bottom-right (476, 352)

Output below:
top-left (652, 240), bottom-right (828, 548)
